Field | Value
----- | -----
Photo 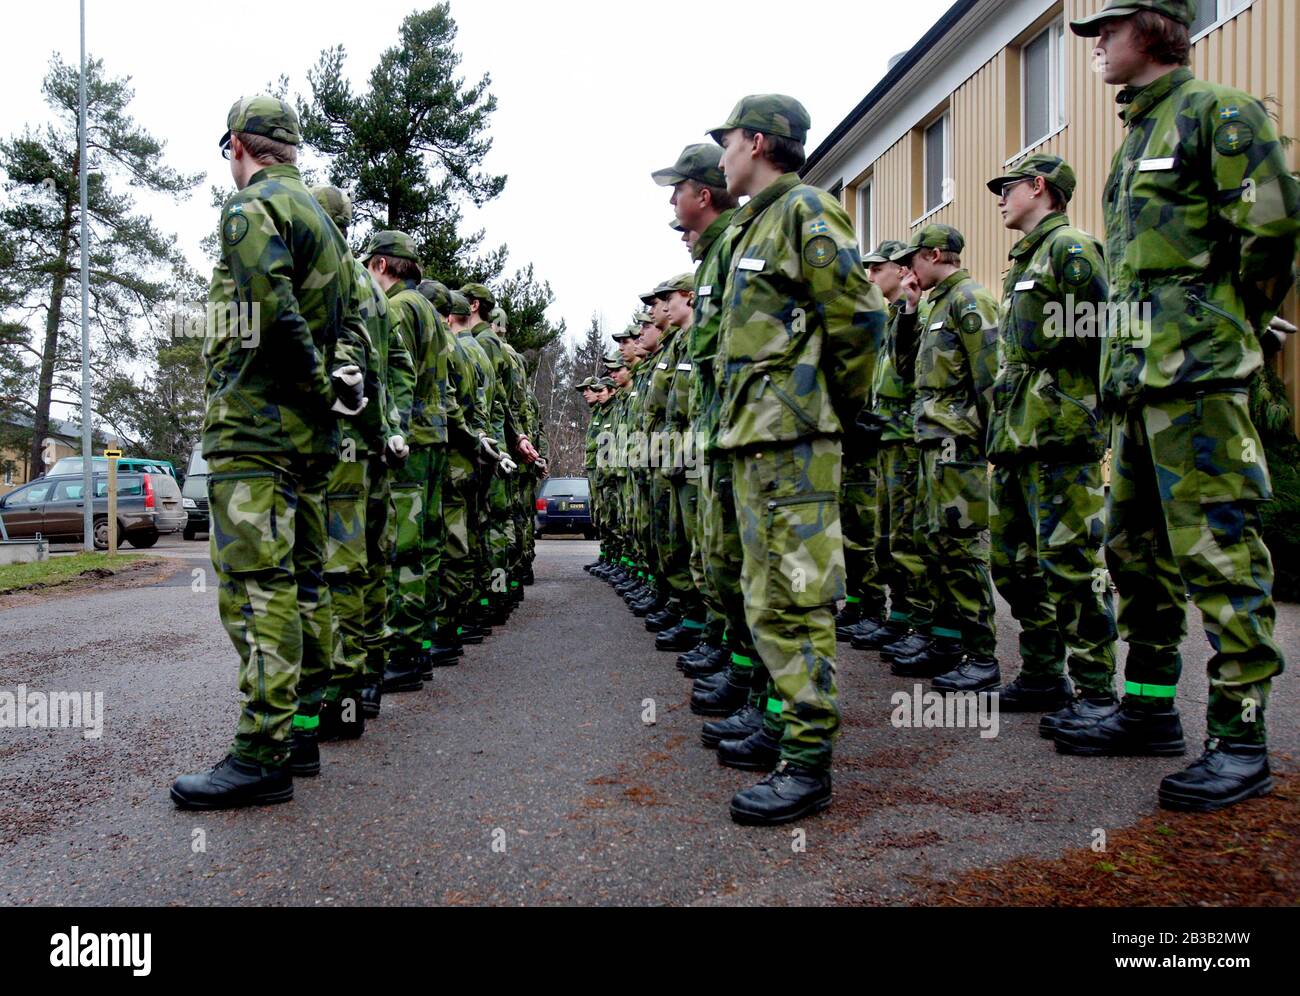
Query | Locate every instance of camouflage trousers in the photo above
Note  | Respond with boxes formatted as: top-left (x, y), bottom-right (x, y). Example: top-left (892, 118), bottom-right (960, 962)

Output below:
top-left (919, 442), bottom-right (996, 657)
top-left (483, 470), bottom-right (514, 605)
top-left (389, 447), bottom-right (430, 658)
top-left (731, 436), bottom-right (845, 771)
top-left (876, 442), bottom-right (929, 628)
top-left (991, 459), bottom-right (1117, 694)
top-left (652, 469), bottom-right (688, 609)
top-left (1105, 392), bottom-right (1283, 743)
top-left (436, 449), bottom-right (478, 636)
top-left (699, 453), bottom-right (757, 664)
top-left (324, 452), bottom-right (370, 700)
top-left (361, 459), bottom-right (393, 685)
top-left (208, 452), bottom-right (333, 767)
top-left (842, 453), bottom-right (886, 618)
top-left (670, 470), bottom-right (714, 631)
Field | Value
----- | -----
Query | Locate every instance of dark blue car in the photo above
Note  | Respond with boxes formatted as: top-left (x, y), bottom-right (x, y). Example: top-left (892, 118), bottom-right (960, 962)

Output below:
top-left (535, 476), bottom-right (593, 538)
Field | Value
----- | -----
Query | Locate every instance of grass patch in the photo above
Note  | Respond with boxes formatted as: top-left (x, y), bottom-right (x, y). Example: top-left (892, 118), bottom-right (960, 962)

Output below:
top-left (0, 552), bottom-right (146, 594)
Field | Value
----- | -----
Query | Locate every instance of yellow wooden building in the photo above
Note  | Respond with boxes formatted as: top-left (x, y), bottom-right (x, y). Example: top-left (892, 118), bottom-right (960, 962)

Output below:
top-left (802, 0), bottom-right (1300, 432)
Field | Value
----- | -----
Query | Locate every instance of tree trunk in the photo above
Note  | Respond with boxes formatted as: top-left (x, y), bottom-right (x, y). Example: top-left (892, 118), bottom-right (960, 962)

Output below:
top-left (29, 186), bottom-right (75, 474)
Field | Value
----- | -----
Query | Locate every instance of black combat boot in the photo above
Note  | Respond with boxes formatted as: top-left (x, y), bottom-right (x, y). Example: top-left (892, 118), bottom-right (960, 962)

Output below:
top-left (289, 729), bottom-right (320, 777)
top-left (881, 630), bottom-right (930, 661)
top-left (1038, 693), bottom-right (1119, 738)
top-left (997, 674), bottom-right (1073, 712)
top-left (521, 566), bottom-right (535, 585)
top-left (691, 667), bottom-right (753, 716)
top-left (170, 755), bottom-right (294, 810)
top-left (422, 641), bottom-right (462, 677)
top-left (645, 607), bottom-right (679, 632)
top-left (382, 652), bottom-right (424, 693)
top-left (360, 682), bottom-right (382, 719)
top-left (615, 575), bottom-right (642, 595)
top-left (319, 688), bottom-right (366, 741)
top-left (656, 623), bottom-right (699, 652)
top-left (931, 654), bottom-right (1001, 693)
top-left (1158, 740), bottom-right (1272, 812)
top-left (729, 762), bottom-right (832, 826)
top-left (701, 704), bottom-right (763, 748)
top-left (1054, 697), bottom-right (1185, 756)
top-left (458, 622), bottom-right (484, 646)
top-left (692, 669), bottom-right (731, 693)
top-left (845, 617), bottom-right (884, 644)
top-left (717, 726), bottom-right (781, 771)
top-left (676, 640), bottom-right (715, 666)
top-left (681, 646), bottom-right (728, 678)
top-left (632, 590), bottom-right (668, 618)
top-left (890, 636), bottom-right (964, 677)
top-left (833, 600), bottom-right (863, 641)
top-left (852, 619), bottom-right (908, 651)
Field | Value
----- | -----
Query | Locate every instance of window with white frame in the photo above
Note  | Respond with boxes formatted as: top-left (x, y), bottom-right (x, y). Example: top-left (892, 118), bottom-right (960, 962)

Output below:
top-left (1190, 0), bottom-right (1252, 37)
top-left (858, 178), bottom-right (874, 251)
top-left (924, 113), bottom-right (950, 213)
top-left (1023, 19), bottom-right (1065, 148)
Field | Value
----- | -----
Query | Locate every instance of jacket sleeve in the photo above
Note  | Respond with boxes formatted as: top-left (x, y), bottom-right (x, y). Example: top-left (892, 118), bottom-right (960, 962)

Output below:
top-left (800, 198), bottom-right (887, 432)
top-left (222, 197), bottom-right (331, 401)
top-left (1209, 96), bottom-right (1300, 333)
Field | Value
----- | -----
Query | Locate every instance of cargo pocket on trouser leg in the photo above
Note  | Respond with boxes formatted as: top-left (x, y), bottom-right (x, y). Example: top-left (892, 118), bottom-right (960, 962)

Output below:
top-left (208, 468), bottom-right (297, 760)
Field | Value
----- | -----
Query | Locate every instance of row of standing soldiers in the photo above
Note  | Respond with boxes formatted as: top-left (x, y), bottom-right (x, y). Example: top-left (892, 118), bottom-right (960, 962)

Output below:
top-left (171, 96), bottom-right (549, 809)
top-left (581, 1), bottom-right (1299, 827)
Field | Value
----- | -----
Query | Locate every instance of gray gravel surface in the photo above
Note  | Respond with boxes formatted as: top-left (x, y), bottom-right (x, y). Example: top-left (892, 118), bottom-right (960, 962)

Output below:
top-left (1, 534), bottom-right (1295, 905)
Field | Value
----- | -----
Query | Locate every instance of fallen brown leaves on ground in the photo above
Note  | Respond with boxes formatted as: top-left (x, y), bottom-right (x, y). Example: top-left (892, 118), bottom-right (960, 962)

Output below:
top-left (917, 775), bottom-right (1298, 906)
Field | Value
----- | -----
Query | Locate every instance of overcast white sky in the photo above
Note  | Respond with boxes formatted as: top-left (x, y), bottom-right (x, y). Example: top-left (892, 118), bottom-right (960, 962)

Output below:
top-left (4, 0), bottom-right (954, 367)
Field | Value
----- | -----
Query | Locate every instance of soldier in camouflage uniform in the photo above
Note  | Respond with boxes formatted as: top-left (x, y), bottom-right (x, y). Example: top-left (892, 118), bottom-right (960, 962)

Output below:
top-left (652, 145), bottom-right (759, 727)
top-left (967, 155), bottom-right (1121, 710)
top-left (711, 95), bottom-right (886, 824)
top-left (852, 240), bottom-right (935, 657)
top-left (437, 288), bottom-right (496, 651)
top-left (172, 97), bottom-right (371, 809)
top-left (464, 283), bottom-right (527, 625)
top-left (310, 186), bottom-right (414, 735)
top-left (581, 376), bottom-right (610, 572)
top-left (361, 231), bottom-right (457, 689)
top-left (886, 225), bottom-right (1000, 686)
top-left (1062, 0), bottom-right (1300, 811)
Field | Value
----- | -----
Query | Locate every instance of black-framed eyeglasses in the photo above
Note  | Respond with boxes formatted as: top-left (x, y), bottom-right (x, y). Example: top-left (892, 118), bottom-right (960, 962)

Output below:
top-left (1000, 178), bottom-right (1034, 200)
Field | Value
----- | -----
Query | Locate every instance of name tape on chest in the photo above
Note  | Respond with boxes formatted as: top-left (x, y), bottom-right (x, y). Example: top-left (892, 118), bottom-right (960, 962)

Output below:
top-left (737, 258), bottom-right (764, 272)
top-left (676, 362), bottom-right (692, 371)
top-left (1014, 279), bottom-right (1036, 292)
top-left (1138, 157), bottom-right (1175, 172)
top-left (656, 361), bottom-right (669, 370)
top-left (929, 321), bottom-right (945, 331)
top-left (697, 284), bottom-right (713, 295)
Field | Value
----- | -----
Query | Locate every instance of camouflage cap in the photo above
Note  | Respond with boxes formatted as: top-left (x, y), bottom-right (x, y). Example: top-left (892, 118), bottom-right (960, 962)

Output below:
top-left (708, 94), bottom-right (810, 146)
top-left (360, 230), bottom-right (419, 263)
top-left (310, 186), bottom-right (352, 230)
top-left (460, 283), bottom-right (496, 311)
top-left (634, 310), bottom-right (655, 325)
top-left (220, 95), bottom-right (301, 151)
top-left (986, 153), bottom-right (1077, 203)
top-left (1069, 0), bottom-right (1194, 35)
top-left (418, 279), bottom-right (451, 312)
top-left (446, 289), bottom-right (472, 317)
top-left (651, 143), bottom-right (726, 188)
top-left (603, 347), bottom-right (627, 369)
top-left (862, 239), bottom-right (910, 264)
top-left (637, 288), bottom-right (659, 306)
top-left (890, 223), bottom-right (966, 262)
top-left (611, 325), bottom-right (638, 341)
top-left (654, 272), bottom-right (695, 297)
top-left (574, 377), bottom-right (600, 392)
top-left (488, 306), bottom-right (509, 330)
top-left (669, 218), bottom-right (687, 233)
top-left (597, 376), bottom-right (617, 390)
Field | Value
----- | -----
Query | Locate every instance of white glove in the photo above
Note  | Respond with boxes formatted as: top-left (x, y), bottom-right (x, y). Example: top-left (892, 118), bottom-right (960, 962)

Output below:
top-left (479, 436), bottom-right (502, 461)
top-left (498, 455), bottom-right (518, 475)
top-left (1266, 314), bottom-right (1297, 351)
top-left (330, 365), bottom-right (368, 415)
top-left (385, 434), bottom-right (409, 461)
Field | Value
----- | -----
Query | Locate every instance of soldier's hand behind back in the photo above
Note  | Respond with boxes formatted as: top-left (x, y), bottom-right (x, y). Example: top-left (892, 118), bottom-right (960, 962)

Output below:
top-left (331, 364), bottom-right (367, 415)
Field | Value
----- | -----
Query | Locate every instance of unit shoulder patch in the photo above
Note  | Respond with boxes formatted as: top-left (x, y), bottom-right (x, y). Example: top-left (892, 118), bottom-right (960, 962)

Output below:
top-left (1062, 256), bottom-right (1092, 286)
top-left (803, 235), bottom-right (837, 269)
top-left (960, 310), bottom-right (983, 334)
top-left (1214, 120), bottom-right (1254, 155)
top-left (223, 212), bottom-right (249, 246)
